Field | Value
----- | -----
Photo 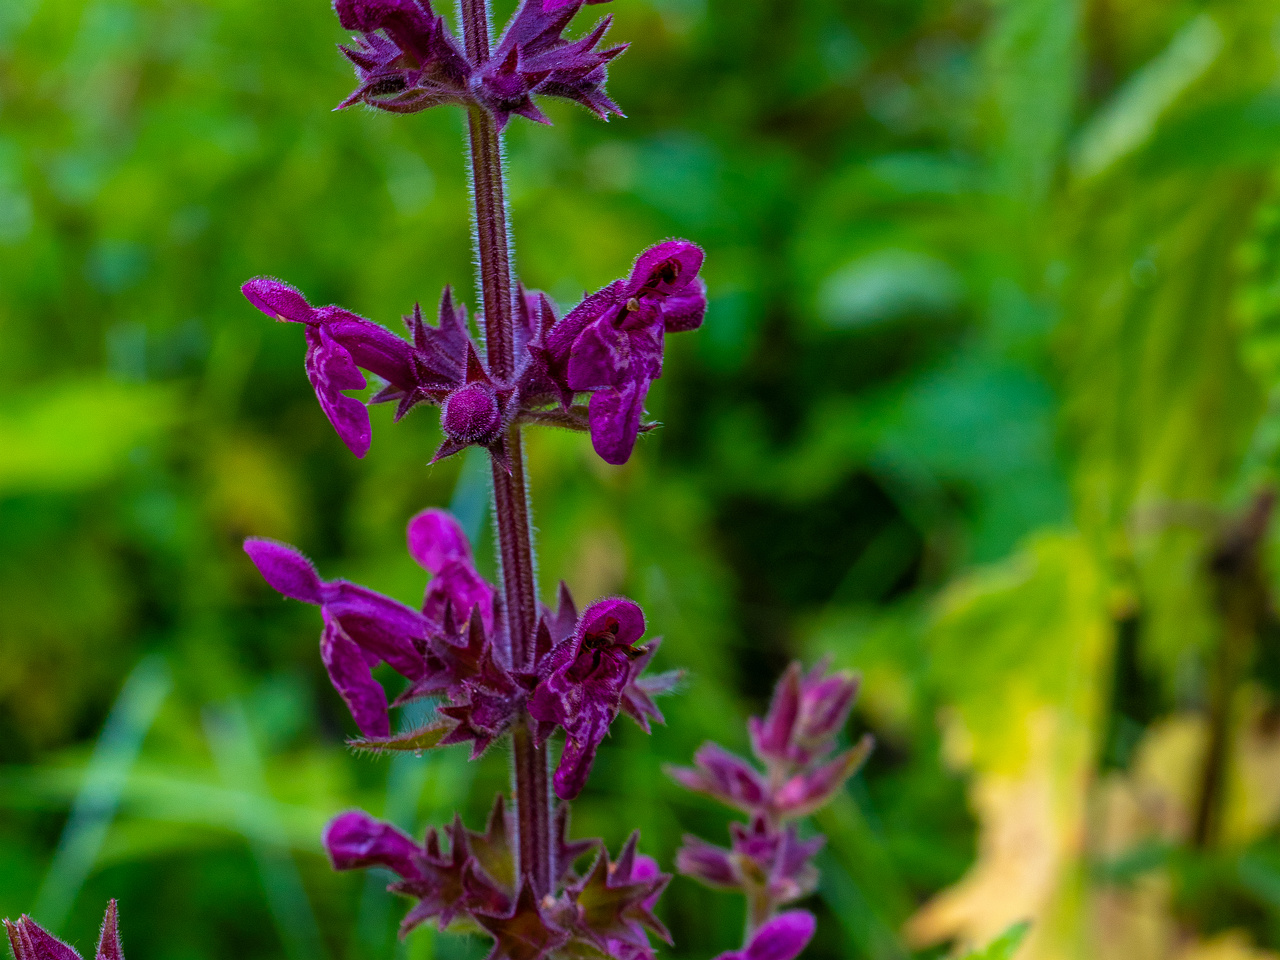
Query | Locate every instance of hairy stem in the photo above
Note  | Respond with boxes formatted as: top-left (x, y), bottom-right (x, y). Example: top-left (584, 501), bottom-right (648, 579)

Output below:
top-left (459, 0), bottom-right (553, 896)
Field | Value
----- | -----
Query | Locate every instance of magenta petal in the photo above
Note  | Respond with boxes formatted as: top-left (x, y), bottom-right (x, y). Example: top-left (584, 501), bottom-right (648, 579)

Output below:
top-left (629, 240), bottom-right (704, 296)
top-left (587, 378), bottom-right (647, 465)
top-left (407, 509), bottom-right (473, 572)
top-left (334, 0), bottom-right (434, 35)
top-left (244, 539), bottom-right (325, 604)
top-left (322, 582), bottom-right (432, 680)
top-left (424, 565), bottom-right (496, 632)
top-left (242, 277), bottom-right (316, 323)
top-left (675, 835), bottom-right (739, 888)
top-left (737, 911), bottom-right (817, 960)
top-left (325, 315), bottom-right (418, 391)
top-left (662, 277), bottom-right (707, 332)
top-left (567, 318), bottom-right (628, 391)
top-left (553, 714), bottom-right (608, 799)
top-left (579, 597), bottom-right (646, 646)
top-left (321, 614), bottom-right (391, 737)
top-left (305, 325), bottom-right (372, 458)
top-left (324, 810), bottom-right (424, 879)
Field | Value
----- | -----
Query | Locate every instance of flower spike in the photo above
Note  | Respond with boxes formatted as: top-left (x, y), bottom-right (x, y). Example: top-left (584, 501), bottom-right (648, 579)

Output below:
top-left (241, 2), bottom-right (721, 958)
top-left (673, 661), bottom-right (868, 954)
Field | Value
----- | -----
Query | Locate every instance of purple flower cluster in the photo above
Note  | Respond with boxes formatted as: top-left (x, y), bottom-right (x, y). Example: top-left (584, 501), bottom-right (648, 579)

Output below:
top-left (333, 0), bottom-right (624, 128)
top-left (244, 237), bottom-right (705, 466)
top-left (246, 509), bottom-right (677, 797)
top-left (246, 508), bottom-right (680, 956)
top-left (4, 903), bottom-right (123, 960)
top-left (327, 805), bottom-right (669, 956)
top-left (669, 662), bottom-right (871, 953)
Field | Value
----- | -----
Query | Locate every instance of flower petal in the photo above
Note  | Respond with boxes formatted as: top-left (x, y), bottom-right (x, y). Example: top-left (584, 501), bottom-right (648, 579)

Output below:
top-left (321, 614), bottom-right (391, 737)
top-left (568, 316), bottom-right (628, 391)
top-left (733, 911), bottom-right (816, 960)
top-left (243, 538), bottom-right (325, 604)
top-left (661, 276), bottom-right (707, 333)
top-left (628, 240), bottom-right (704, 297)
top-left (242, 277), bottom-right (315, 323)
top-left (324, 810), bottom-right (425, 880)
top-left (579, 597), bottom-right (646, 647)
top-left (407, 509), bottom-right (473, 572)
top-left (587, 378), bottom-right (648, 465)
top-left (305, 325), bottom-right (372, 458)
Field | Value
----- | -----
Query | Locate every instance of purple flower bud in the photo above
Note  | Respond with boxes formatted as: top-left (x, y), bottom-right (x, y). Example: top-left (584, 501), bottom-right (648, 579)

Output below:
top-left (714, 911), bottom-right (816, 960)
top-left (4, 903), bottom-right (124, 960)
top-left (407, 508), bottom-right (472, 571)
top-left (749, 660), bottom-right (860, 766)
top-left (666, 743), bottom-right (769, 815)
top-left (442, 383), bottom-right (501, 442)
top-left (772, 742), bottom-right (871, 819)
top-left (324, 810), bottom-right (426, 879)
top-left (675, 835), bottom-right (738, 888)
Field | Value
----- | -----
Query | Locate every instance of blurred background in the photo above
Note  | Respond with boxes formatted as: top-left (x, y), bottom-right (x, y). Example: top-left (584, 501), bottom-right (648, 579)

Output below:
top-left (5, 0), bottom-right (1280, 958)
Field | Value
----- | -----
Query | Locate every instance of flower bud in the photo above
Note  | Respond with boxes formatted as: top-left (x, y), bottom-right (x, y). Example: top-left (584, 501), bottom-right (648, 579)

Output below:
top-left (441, 383), bottom-right (501, 443)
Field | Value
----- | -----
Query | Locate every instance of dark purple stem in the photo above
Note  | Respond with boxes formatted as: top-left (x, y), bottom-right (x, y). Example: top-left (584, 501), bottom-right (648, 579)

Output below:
top-left (459, 0), bottom-right (553, 897)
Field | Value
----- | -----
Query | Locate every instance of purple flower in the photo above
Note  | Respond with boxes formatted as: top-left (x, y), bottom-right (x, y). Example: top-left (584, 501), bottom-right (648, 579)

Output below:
top-left (244, 510), bottom-right (499, 739)
top-left (713, 912), bottom-right (816, 960)
top-left (242, 278), bottom-right (419, 457)
top-left (244, 537), bottom-right (430, 737)
top-left (567, 834), bottom-right (671, 955)
top-left (332, 0), bottom-right (627, 128)
top-left (749, 659), bottom-right (860, 767)
top-left (529, 597), bottom-right (650, 799)
top-left (480, 0), bottom-right (626, 129)
top-left (669, 660), bottom-right (870, 820)
top-left (671, 662), bottom-right (871, 956)
top-left (667, 743), bottom-right (770, 815)
top-left (677, 818), bottom-right (822, 903)
top-left (333, 0), bottom-right (472, 113)
top-left (538, 240), bottom-right (707, 464)
top-left (4, 902), bottom-right (124, 960)
top-left (326, 801), bottom-right (515, 935)
top-left (325, 809), bottom-right (426, 879)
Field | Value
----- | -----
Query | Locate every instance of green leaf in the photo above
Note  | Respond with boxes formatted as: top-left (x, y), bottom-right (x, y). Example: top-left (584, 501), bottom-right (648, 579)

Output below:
top-left (347, 723), bottom-right (452, 755)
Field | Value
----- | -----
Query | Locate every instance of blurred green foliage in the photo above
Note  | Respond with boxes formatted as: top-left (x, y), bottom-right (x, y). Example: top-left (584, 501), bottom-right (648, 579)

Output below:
top-left (7, 0), bottom-right (1280, 959)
